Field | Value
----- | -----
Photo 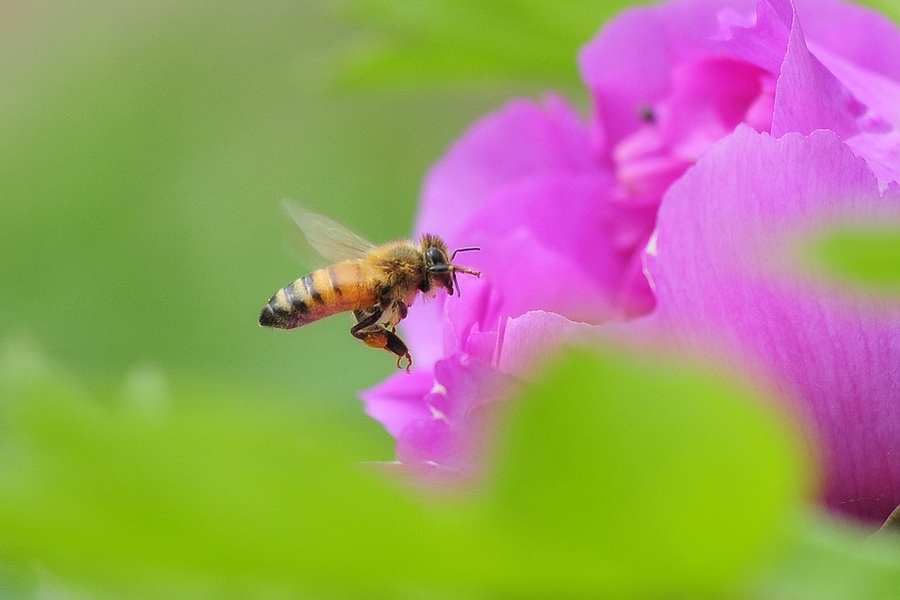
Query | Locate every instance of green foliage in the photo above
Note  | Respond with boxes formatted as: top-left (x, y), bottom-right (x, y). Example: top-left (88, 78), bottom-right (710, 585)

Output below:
top-left (3, 1), bottom-right (900, 598)
top-left (804, 223), bottom-right (900, 295)
top-left (483, 345), bottom-right (806, 597)
top-left (746, 512), bottom-right (900, 599)
top-left (340, 0), bottom-right (900, 91)
top-left (0, 341), bottom-right (816, 598)
top-left (858, 0), bottom-right (900, 23)
top-left (340, 0), bottom-right (634, 90)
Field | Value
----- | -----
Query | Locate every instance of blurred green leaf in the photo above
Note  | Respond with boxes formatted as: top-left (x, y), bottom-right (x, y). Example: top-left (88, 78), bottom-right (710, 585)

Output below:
top-left (745, 511), bottom-right (900, 599)
top-left (480, 346), bottom-right (806, 597)
top-left (0, 343), bottom-right (808, 598)
top-left (804, 223), bottom-right (900, 295)
top-left (338, 0), bottom-right (900, 91)
top-left (0, 563), bottom-right (37, 600)
top-left (858, 0), bottom-right (900, 24)
top-left (340, 0), bottom-right (633, 89)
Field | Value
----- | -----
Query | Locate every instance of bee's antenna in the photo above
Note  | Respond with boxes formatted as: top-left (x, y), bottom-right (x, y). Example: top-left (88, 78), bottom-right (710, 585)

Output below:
top-left (450, 248), bottom-right (481, 297)
top-left (451, 246), bottom-right (480, 260)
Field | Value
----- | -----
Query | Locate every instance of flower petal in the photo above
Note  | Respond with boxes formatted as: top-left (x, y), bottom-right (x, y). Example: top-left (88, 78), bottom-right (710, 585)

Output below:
top-left (458, 173), bottom-right (655, 322)
top-left (416, 96), bottom-right (596, 245)
top-left (360, 369), bottom-right (434, 438)
top-left (771, 3), bottom-right (866, 139)
top-left (846, 130), bottom-right (900, 185)
top-left (579, 0), bottom-right (759, 150)
top-left (496, 311), bottom-right (595, 376)
top-left (794, 0), bottom-right (900, 81)
top-left (646, 125), bottom-right (900, 522)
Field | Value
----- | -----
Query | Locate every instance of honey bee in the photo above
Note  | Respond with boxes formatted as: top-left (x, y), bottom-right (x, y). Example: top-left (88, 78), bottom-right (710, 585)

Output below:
top-left (259, 202), bottom-right (481, 371)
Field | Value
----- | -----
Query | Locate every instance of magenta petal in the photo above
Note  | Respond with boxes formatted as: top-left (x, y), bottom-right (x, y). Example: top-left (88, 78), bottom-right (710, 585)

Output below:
top-left (813, 50), bottom-right (900, 130)
top-left (398, 296), bottom-right (446, 370)
top-left (846, 130), bottom-right (900, 185)
top-left (663, 57), bottom-right (774, 152)
top-left (458, 173), bottom-right (653, 322)
top-left (395, 417), bottom-right (456, 469)
top-left (415, 96), bottom-right (596, 244)
top-left (771, 5), bottom-right (866, 138)
top-left (579, 0), bottom-right (759, 148)
top-left (398, 277), bottom-right (503, 374)
top-left (578, 6), bottom-right (672, 150)
top-left (497, 311), bottom-right (596, 375)
top-left (734, 0), bottom-right (900, 82)
top-left (393, 354), bottom-right (511, 472)
top-left (647, 125), bottom-right (900, 522)
top-left (794, 0), bottom-right (900, 80)
top-left (720, 0), bottom-right (792, 73)
top-left (360, 370), bottom-right (434, 438)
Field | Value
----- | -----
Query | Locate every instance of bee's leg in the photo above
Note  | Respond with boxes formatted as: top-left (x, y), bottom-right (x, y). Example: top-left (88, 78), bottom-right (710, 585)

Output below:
top-left (350, 308), bottom-right (383, 341)
top-left (396, 302), bottom-right (408, 321)
top-left (383, 301), bottom-right (412, 371)
top-left (360, 328), bottom-right (412, 372)
top-left (350, 308), bottom-right (413, 372)
top-left (382, 330), bottom-right (412, 372)
top-left (387, 302), bottom-right (408, 334)
top-left (350, 312), bottom-right (412, 372)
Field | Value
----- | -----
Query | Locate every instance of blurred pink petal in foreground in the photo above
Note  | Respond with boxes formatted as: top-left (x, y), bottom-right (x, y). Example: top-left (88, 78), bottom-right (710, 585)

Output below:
top-left (362, 0), bottom-right (900, 523)
top-left (645, 126), bottom-right (900, 522)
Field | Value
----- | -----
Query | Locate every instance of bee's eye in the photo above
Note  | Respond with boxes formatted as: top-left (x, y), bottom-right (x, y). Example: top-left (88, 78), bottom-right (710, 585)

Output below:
top-left (426, 247), bottom-right (445, 266)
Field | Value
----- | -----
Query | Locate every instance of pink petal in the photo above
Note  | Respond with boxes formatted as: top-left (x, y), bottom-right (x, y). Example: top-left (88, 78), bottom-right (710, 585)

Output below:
top-left (360, 369), bottom-right (434, 439)
top-left (646, 125), bottom-right (900, 522)
top-left (812, 48), bottom-right (900, 129)
top-left (579, 0), bottom-right (759, 150)
top-left (846, 130), bottom-right (900, 185)
top-left (719, 0), bottom-right (792, 73)
top-left (392, 354), bottom-right (512, 472)
top-left (415, 96), bottom-right (597, 245)
top-left (794, 0), bottom-right (900, 80)
top-left (458, 173), bottom-right (655, 322)
top-left (771, 4), bottom-right (866, 138)
top-left (496, 311), bottom-right (596, 375)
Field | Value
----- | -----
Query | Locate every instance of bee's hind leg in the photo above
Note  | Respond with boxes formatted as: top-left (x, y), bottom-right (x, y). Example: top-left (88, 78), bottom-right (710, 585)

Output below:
top-left (384, 331), bottom-right (412, 372)
top-left (350, 309), bottom-right (413, 372)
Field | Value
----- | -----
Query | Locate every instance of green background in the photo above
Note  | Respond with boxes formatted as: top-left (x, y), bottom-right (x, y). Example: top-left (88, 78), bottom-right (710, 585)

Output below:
top-left (1, 1), bottom-right (899, 597)
top-left (0, 0), bottom-right (580, 412)
top-left (7, 0), bottom-right (894, 405)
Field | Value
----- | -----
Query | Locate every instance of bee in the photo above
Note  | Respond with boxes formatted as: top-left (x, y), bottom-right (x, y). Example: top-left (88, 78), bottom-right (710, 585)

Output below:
top-left (259, 202), bottom-right (481, 371)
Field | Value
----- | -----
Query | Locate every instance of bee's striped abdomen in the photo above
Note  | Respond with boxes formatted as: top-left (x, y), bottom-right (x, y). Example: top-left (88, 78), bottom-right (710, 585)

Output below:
top-left (259, 260), bottom-right (379, 330)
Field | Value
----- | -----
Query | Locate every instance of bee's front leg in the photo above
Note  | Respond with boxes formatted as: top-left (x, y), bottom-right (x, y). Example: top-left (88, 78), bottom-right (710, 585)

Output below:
top-left (380, 301), bottom-right (408, 329)
top-left (396, 302), bottom-right (409, 322)
top-left (386, 301), bottom-right (409, 334)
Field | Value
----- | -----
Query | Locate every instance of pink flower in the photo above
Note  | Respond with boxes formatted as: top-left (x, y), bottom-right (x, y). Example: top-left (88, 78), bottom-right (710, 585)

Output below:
top-left (362, 0), bottom-right (900, 522)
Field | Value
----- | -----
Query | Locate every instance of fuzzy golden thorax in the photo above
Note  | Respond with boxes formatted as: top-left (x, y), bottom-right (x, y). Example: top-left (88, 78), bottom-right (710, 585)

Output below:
top-left (368, 240), bottom-right (431, 302)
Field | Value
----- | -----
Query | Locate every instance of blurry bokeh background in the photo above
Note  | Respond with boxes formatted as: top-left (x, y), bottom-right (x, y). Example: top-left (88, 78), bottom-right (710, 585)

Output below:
top-left (6, 0), bottom-right (892, 416)
top-left (0, 0), bottom-right (596, 421)
top-left (2, 1), bottom-right (900, 597)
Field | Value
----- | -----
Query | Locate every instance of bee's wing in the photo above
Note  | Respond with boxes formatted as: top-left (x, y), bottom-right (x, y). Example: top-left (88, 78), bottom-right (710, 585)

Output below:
top-left (283, 200), bottom-right (375, 264)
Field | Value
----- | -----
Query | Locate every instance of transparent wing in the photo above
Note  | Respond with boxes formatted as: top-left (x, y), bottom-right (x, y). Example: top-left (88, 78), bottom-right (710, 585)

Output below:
top-left (283, 200), bottom-right (375, 264)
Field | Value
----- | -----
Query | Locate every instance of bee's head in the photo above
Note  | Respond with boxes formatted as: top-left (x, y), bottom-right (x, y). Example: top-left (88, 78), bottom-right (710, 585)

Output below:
top-left (420, 234), bottom-right (481, 296)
